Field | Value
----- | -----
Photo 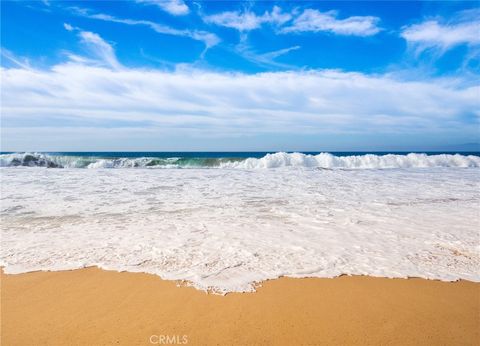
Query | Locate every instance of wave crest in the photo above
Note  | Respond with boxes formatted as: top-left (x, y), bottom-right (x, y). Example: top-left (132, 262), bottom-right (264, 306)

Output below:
top-left (1, 152), bottom-right (479, 169)
top-left (220, 152), bottom-right (480, 169)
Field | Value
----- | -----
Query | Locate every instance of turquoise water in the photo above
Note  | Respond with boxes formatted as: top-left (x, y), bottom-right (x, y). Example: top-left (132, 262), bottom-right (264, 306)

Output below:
top-left (1, 151), bottom-right (479, 169)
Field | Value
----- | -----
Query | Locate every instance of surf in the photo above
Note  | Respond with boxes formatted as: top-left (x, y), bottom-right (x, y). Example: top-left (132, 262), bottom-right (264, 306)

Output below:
top-left (1, 152), bottom-right (479, 169)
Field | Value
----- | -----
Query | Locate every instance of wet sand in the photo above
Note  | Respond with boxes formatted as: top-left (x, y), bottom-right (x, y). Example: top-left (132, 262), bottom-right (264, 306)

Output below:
top-left (1, 267), bottom-right (479, 345)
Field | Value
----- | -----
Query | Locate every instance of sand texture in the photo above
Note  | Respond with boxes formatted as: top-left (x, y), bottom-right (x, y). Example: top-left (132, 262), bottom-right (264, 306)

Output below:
top-left (1, 267), bottom-right (479, 345)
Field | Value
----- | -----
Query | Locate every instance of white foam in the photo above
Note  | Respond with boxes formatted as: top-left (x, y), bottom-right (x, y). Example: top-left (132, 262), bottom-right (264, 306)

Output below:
top-left (1, 152), bottom-right (479, 169)
top-left (220, 152), bottom-right (480, 169)
top-left (1, 167), bottom-right (479, 293)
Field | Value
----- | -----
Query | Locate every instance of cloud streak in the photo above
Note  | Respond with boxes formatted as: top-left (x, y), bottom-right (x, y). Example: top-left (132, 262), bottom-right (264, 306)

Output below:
top-left (281, 9), bottom-right (381, 36)
top-left (77, 31), bottom-right (122, 70)
top-left (70, 7), bottom-right (220, 52)
top-left (0, 49), bottom-right (32, 70)
top-left (135, 0), bottom-right (189, 16)
top-left (236, 44), bottom-right (301, 69)
top-left (401, 10), bottom-right (480, 55)
top-left (2, 63), bottom-right (477, 140)
top-left (203, 6), bottom-right (292, 32)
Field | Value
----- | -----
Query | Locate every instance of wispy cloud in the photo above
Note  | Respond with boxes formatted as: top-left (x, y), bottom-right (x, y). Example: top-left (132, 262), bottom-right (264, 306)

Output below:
top-left (77, 31), bottom-right (122, 70)
top-left (70, 7), bottom-right (219, 54)
top-left (401, 9), bottom-right (480, 55)
top-left (2, 61), bottom-right (477, 143)
top-left (203, 6), bottom-right (297, 67)
top-left (260, 46), bottom-right (301, 61)
top-left (61, 23), bottom-right (122, 69)
top-left (135, 0), bottom-right (189, 16)
top-left (63, 22), bottom-right (74, 31)
top-left (236, 43), bottom-right (301, 69)
top-left (0, 49), bottom-right (32, 70)
top-left (281, 9), bottom-right (381, 36)
top-left (203, 6), bottom-right (291, 32)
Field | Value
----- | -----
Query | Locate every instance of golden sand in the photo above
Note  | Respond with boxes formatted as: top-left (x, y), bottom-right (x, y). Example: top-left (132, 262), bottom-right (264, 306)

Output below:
top-left (1, 267), bottom-right (479, 345)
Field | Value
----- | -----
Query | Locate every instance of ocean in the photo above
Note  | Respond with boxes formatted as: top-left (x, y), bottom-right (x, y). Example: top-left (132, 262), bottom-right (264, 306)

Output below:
top-left (1, 151), bottom-right (480, 168)
top-left (1, 151), bottom-right (479, 293)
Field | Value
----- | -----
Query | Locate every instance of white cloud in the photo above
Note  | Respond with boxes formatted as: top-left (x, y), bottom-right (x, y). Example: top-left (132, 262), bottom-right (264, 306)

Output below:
top-left (281, 9), bottom-right (381, 36)
top-left (401, 10), bottom-right (480, 54)
top-left (1, 62), bottom-right (477, 143)
top-left (63, 23), bottom-right (74, 31)
top-left (237, 44), bottom-right (301, 69)
top-left (0, 49), bottom-right (32, 70)
top-left (204, 11), bottom-right (263, 31)
top-left (261, 46), bottom-right (300, 60)
top-left (135, 0), bottom-right (189, 16)
top-left (71, 8), bottom-right (219, 52)
top-left (77, 31), bottom-right (122, 70)
top-left (203, 6), bottom-right (291, 32)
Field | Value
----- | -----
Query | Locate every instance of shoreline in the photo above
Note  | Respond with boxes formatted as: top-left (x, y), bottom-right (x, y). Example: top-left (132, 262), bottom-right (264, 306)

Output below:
top-left (2, 267), bottom-right (479, 345)
top-left (1, 265), bottom-right (477, 294)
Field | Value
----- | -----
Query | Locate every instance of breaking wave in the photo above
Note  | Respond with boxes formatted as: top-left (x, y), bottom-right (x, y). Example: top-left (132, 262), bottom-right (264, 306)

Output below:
top-left (1, 152), bottom-right (479, 169)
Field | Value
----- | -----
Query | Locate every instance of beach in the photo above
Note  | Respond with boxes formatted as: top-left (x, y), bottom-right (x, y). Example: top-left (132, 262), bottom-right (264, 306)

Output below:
top-left (1, 267), bottom-right (479, 345)
top-left (2, 160), bottom-right (479, 293)
top-left (3, 0), bottom-right (480, 343)
top-left (1, 153), bottom-right (479, 345)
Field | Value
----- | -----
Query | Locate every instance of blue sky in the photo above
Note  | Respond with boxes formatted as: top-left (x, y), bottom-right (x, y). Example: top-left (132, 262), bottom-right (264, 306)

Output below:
top-left (1, 0), bottom-right (479, 151)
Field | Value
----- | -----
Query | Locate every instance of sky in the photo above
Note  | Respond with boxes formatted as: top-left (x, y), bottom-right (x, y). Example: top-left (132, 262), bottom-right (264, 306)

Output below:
top-left (1, 0), bottom-right (479, 151)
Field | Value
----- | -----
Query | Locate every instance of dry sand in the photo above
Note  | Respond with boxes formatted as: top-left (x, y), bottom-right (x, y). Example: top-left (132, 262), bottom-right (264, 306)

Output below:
top-left (1, 267), bottom-right (479, 345)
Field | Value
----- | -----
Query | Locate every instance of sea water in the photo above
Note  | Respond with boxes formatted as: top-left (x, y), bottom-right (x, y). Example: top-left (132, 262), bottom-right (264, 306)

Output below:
top-left (1, 152), bottom-right (479, 293)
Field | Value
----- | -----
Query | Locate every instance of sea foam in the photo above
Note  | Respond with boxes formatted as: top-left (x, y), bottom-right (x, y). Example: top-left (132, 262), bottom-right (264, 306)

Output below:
top-left (1, 152), bottom-right (479, 169)
top-left (220, 152), bottom-right (480, 169)
top-left (1, 166), bottom-right (479, 293)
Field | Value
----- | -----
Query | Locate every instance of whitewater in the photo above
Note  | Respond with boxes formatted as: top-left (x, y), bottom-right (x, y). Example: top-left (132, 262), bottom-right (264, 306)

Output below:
top-left (1, 152), bottom-right (479, 293)
top-left (1, 152), bottom-right (480, 169)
